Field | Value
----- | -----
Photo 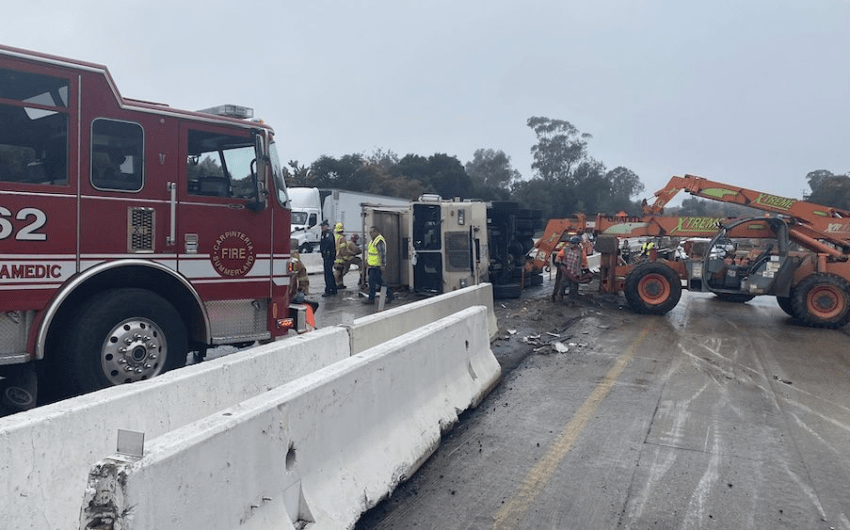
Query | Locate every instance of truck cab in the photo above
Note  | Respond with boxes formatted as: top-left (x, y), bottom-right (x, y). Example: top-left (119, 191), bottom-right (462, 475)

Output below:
top-left (288, 187), bottom-right (322, 253)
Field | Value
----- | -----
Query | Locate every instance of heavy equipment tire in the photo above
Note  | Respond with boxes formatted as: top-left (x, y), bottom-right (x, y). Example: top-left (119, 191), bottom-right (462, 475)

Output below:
top-left (624, 262), bottom-right (682, 315)
top-left (57, 288), bottom-right (188, 394)
top-left (715, 293), bottom-right (756, 303)
top-left (791, 274), bottom-right (850, 328)
top-left (776, 295), bottom-right (796, 317)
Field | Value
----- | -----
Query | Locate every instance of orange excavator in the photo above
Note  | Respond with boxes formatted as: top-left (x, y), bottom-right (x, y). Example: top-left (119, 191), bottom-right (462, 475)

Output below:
top-left (529, 174), bottom-right (850, 328)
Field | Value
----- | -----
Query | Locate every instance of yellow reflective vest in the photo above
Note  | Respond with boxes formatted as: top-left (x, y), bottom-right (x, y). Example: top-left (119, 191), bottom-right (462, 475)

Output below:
top-left (367, 234), bottom-right (386, 267)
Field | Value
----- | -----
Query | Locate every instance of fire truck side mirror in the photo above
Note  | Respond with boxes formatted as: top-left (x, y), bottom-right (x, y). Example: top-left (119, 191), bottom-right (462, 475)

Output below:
top-left (245, 158), bottom-right (267, 212)
top-left (245, 132), bottom-right (269, 212)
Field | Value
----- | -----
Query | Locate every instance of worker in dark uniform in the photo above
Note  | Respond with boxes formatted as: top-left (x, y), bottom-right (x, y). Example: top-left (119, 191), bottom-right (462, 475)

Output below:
top-left (319, 220), bottom-right (337, 297)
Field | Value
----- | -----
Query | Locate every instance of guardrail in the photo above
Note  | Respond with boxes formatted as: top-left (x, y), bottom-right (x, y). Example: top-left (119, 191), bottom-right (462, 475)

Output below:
top-left (81, 306), bottom-right (499, 529)
top-left (0, 328), bottom-right (351, 530)
top-left (0, 283), bottom-right (499, 530)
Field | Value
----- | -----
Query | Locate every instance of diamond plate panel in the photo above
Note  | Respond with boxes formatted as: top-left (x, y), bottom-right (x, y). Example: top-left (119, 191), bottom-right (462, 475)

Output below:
top-left (0, 311), bottom-right (34, 356)
top-left (206, 299), bottom-right (267, 339)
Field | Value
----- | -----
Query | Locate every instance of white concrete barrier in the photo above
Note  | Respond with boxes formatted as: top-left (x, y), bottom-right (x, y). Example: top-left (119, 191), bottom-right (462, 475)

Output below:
top-left (81, 306), bottom-right (500, 530)
top-left (347, 282), bottom-right (498, 354)
top-left (0, 327), bottom-right (350, 530)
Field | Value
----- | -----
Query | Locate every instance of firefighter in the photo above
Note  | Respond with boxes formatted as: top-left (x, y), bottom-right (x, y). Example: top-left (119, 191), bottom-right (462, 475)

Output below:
top-left (364, 225), bottom-right (394, 305)
top-left (289, 238), bottom-right (309, 303)
top-left (342, 232), bottom-right (363, 276)
top-left (320, 220), bottom-right (337, 297)
top-left (333, 222), bottom-right (350, 289)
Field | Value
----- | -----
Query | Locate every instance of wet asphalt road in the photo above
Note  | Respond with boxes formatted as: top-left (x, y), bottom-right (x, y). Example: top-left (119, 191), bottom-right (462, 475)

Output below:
top-left (356, 274), bottom-right (850, 530)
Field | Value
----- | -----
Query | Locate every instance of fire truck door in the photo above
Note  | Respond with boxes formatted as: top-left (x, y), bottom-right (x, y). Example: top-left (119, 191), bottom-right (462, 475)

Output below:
top-left (177, 125), bottom-right (273, 315)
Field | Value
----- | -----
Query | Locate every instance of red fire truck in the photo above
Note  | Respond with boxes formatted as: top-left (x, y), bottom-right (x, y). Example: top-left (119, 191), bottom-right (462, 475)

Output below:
top-left (0, 45), bottom-right (302, 411)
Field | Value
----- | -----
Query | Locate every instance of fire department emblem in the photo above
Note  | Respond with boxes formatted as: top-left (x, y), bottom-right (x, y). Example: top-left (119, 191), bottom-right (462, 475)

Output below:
top-left (211, 231), bottom-right (256, 277)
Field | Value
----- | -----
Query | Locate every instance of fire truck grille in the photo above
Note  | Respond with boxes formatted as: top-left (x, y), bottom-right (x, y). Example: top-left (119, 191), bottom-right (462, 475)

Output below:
top-left (128, 208), bottom-right (155, 253)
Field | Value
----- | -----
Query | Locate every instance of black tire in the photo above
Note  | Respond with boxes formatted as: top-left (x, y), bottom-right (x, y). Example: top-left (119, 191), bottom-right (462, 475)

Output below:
top-left (56, 288), bottom-right (188, 394)
top-left (0, 366), bottom-right (37, 412)
top-left (791, 274), bottom-right (850, 328)
top-left (624, 262), bottom-right (682, 315)
top-left (776, 295), bottom-right (796, 317)
top-left (299, 242), bottom-right (312, 254)
top-left (715, 293), bottom-right (756, 303)
top-left (492, 283), bottom-right (523, 299)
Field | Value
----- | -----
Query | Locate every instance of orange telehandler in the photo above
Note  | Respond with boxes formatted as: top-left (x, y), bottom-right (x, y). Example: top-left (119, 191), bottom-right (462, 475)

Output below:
top-left (529, 174), bottom-right (850, 328)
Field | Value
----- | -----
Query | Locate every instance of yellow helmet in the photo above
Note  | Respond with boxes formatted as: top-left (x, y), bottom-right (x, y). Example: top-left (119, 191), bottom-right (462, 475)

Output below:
top-left (334, 222), bottom-right (344, 233)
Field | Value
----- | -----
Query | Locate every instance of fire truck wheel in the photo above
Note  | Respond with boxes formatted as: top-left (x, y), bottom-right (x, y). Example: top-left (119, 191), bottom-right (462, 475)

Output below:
top-left (624, 262), bottom-right (682, 315)
top-left (792, 274), bottom-right (850, 329)
top-left (0, 366), bottom-right (38, 412)
top-left (58, 288), bottom-right (188, 394)
top-left (776, 295), bottom-right (796, 317)
top-left (714, 293), bottom-right (756, 303)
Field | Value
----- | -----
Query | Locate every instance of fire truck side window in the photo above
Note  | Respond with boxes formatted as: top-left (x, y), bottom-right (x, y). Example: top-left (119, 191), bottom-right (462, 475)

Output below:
top-left (90, 119), bottom-right (144, 191)
top-left (0, 67), bottom-right (69, 186)
top-left (187, 130), bottom-right (256, 200)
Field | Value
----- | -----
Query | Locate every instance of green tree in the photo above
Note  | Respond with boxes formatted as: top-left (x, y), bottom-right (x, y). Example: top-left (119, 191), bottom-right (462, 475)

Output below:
top-left (465, 148), bottom-right (519, 201)
top-left (426, 153), bottom-right (471, 199)
top-left (365, 148), bottom-right (399, 171)
top-left (392, 154), bottom-right (430, 186)
top-left (393, 153), bottom-right (471, 199)
top-left (308, 154), bottom-right (365, 189)
top-left (521, 116), bottom-right (645, 220)
top-left (283, 160), bottom-right (310, 187)
top-left (604, 166), bottom-right (645, 212)
top-left (527, 116), bottom-right (591, 183)
top-left (511, 178), bottom-right (567, 219)
top-left (804, 169), bottom-right (850, 210)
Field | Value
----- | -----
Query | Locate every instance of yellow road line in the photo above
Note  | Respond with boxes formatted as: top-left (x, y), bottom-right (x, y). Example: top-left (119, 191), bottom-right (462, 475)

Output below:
top-left (493, 323), bottom-right (654, 529)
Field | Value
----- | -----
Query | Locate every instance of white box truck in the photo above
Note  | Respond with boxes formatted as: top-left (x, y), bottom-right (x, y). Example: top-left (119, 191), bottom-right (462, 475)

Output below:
top-left (288, 187), bottom-right (411, 252)
top-left (319, 189), bottom-right (411, 241)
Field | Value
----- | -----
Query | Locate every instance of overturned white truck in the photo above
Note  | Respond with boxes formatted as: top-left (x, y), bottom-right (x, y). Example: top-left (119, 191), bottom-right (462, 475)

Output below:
top-left (364, 195), bottom-right (491, 296)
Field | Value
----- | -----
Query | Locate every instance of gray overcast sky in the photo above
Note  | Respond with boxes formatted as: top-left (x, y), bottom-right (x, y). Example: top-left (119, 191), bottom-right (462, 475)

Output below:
top-left (7, 0), bottom-right (850, 203)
